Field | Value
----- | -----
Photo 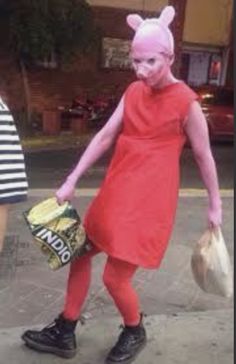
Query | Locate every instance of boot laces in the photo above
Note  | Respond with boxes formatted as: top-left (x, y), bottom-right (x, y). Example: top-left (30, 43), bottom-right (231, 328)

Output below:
top-left (42, 318), bottom-right (61, 335)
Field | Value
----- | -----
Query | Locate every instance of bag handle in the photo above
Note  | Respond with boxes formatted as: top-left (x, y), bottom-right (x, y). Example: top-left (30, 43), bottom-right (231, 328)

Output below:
top-left (209, 226), bottom-right (221, 241)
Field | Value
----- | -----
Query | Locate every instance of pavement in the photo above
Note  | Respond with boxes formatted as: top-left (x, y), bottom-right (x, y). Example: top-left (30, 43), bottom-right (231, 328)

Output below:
top-left (0, 188), bottom-right (234, 364)
top-left (0, 310), bottom-right (233, 364)
top-left (21, 131), bottom-right (95, 153)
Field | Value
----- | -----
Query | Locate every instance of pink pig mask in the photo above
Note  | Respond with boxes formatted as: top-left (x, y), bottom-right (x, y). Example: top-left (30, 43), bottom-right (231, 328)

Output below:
top-left (127, 6), bottom-right (175, 56)
top-left (127, 6), bottom-right (176, 85)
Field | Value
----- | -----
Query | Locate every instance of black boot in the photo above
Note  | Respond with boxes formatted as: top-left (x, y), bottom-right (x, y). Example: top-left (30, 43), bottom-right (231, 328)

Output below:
top-left (21, 314), bottom-right (77, 358)
top-left (105, 316), bottom-right (147, 364)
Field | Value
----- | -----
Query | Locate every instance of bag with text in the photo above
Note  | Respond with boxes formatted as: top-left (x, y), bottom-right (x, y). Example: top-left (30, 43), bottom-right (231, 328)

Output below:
top-left (191, 227), bottom-right (233, 298)
top-left (24, 197), bottom-right (90, 270)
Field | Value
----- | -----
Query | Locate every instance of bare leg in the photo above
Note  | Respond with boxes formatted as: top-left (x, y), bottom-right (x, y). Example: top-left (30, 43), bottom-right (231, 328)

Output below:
top-left (0, 204), bottom-right (9, 253)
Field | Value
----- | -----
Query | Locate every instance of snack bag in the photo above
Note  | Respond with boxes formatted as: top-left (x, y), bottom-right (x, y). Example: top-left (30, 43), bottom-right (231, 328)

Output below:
top-left (191, 227), bottom-right (233, 298)
top-left (24, 197), bottom-right (89, 270)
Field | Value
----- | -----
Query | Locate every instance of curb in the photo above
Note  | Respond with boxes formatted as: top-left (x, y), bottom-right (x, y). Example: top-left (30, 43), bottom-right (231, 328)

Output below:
top-left (27, 188), bottom-right (234, 198)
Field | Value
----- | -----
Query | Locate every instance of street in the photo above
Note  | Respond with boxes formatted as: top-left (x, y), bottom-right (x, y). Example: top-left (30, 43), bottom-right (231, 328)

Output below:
top-left (24, 142), bottom-right (234, 189)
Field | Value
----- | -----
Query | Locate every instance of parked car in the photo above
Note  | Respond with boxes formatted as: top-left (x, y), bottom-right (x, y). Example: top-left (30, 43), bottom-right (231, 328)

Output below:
top-left (194, 86), bottom-right (234, 142)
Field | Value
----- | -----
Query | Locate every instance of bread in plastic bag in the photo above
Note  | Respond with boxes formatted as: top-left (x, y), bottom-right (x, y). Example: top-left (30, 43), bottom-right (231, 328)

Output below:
top-left (24, 197), bottom-right (90, 270)
top-left (191, 227), bottom-right (233, 298)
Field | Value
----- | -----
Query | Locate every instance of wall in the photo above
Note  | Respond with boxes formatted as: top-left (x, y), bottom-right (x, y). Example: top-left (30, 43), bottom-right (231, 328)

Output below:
top-left (0, 6), bottom-right (141, 113)
top-left (183, 0), bottom-right (233, 46)
top-left (0, 4), bottom-right (175, 113)
top-left (88, 0), bottom-right (168, 11)
top-left (89, 0), bottom-right (233, 46)
top-left (0, 1), bottom-right (233, 115)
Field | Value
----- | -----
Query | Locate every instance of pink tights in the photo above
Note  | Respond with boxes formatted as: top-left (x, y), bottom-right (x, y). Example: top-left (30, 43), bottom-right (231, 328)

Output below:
top-left (63, 245), bottom-right (141, 326)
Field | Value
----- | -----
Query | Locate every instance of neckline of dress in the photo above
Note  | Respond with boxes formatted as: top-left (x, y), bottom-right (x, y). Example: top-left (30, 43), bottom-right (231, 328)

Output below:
top-left (143, 81), bottom-right (184, 95)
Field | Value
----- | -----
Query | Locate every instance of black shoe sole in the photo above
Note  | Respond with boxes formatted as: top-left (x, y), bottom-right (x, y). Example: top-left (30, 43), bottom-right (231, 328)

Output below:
top-left (21, 333), bottom-right (76, 359)
top-left (105, 338), bottom-right (147, 364)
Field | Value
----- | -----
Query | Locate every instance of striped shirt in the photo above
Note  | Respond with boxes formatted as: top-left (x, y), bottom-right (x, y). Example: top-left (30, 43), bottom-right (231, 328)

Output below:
top-left (0, 97), bottom-right (28, 204)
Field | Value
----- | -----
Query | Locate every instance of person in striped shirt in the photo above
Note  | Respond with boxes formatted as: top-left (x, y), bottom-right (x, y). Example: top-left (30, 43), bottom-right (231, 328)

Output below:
top-left (0, 96), bottom-right (28, 253)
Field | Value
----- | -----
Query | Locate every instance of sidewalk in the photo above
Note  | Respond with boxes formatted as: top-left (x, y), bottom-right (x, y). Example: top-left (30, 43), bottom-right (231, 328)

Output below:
top-left (21, 131), bottom-right (94, 153)
top-left (0, 310), bottom-right (233, 364)
top-left (0, 191), bottom-right (234, 363)
top-left (21, 131), bottom-right (234, 155)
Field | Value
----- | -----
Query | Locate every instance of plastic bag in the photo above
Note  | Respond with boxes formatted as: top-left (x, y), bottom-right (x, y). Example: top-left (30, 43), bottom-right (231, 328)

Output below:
top-left (191, 227), bottom-right (233, 298)
top-left (24, 197), bottom-right (90, 270)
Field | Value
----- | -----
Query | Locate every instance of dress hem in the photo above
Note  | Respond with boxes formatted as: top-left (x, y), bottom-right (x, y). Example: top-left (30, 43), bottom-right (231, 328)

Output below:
top-left (87, 234), bottom-right (161, 270)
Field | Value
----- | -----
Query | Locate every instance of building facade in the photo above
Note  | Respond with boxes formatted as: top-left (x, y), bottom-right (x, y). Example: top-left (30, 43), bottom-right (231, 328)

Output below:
top-left (0, 0), bottom-right (233, 114)
top-left (89, 0), bottom-right (233, 86)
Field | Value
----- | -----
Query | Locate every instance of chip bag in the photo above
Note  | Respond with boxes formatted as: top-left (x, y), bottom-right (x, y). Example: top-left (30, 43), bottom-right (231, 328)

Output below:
top-left (191, 227), bottom-right (233, 298)
top-left (24, 197), bottom-right (89, 270)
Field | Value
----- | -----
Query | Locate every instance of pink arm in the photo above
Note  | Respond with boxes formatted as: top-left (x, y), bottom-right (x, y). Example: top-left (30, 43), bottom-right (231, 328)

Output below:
top-left (184, 101), bottom-right (222, 228)
top-left (56, 96), bottom-right (124, 204)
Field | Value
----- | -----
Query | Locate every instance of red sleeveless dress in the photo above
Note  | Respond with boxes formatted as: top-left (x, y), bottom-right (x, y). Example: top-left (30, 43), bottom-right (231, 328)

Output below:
top-left (84, 81), bottom-right (198, 269)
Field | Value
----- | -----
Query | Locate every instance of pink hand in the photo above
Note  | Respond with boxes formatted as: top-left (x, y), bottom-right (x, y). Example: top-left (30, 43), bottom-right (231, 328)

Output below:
top-left (56, 180), bottom-right (76, 205)
top-left (207, 203), bottom-right (222, 229)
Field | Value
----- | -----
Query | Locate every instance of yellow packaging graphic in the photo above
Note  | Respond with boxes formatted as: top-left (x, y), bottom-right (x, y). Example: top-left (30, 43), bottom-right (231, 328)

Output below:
top-left (24, 197), bottom-right (89, 270)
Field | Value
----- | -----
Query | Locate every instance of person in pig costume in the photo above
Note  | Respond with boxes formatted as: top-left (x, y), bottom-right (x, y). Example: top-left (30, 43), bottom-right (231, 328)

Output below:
top-left (22, 6), bottom-right (222, 364)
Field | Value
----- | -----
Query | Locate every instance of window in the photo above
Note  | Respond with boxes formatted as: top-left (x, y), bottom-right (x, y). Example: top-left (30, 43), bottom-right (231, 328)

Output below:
top-left (181, 49), bottom-right (223, 87)
top-left (101, 37), bottom-right (132, 70)
top-left (35, 51), bottom-right (58, 69)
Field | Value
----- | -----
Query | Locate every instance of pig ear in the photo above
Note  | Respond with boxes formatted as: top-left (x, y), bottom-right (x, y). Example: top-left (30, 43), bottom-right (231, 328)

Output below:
top-left (159, 6), bottom-right (175, 27)
top-left (126, 14), bottom-right (143, 31)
